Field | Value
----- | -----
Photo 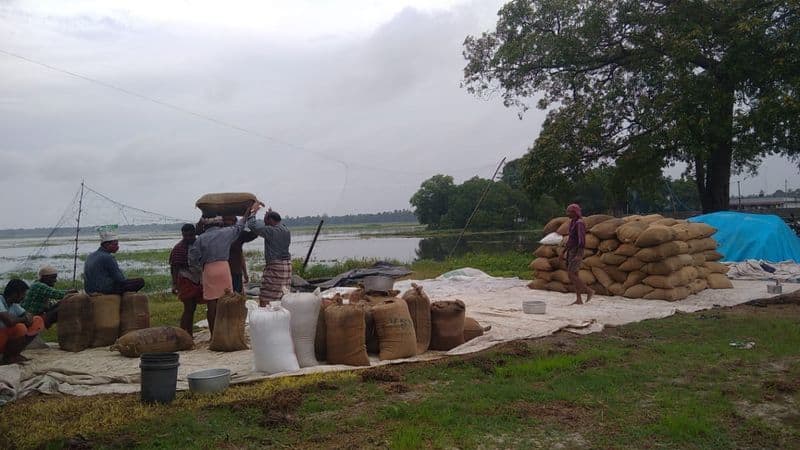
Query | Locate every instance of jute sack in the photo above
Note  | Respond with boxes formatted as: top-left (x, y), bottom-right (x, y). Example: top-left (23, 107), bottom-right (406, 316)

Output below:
top-left (543, 217), bottom-right (569, 234)
top-left (58, 293), bottom-right (94, 352)
top-left (643, 266), bottom-right (698, 289)
top-left (195, 192), bottom-right (257, 217)
top-left (614, 243), bottom-right (639, 257)
top-left (430, 300), bottom-right (466, 351)
top-left (548, 257), bottom-right (566, 271)
top-left (598, 239), bottom-right (620, 253)
top-left (622, 215), bottom-right (643, 222)
top-left (590, 219), bottom-right (625, 240)
top-left (608, 283), bottom-right (625, 296)
top-left (601, 253), bottom-right (626, 266)
top-left (591, 283), bottom-right (609, 296)
top-left (688, 238), bottom-right (718, 254)
top-left (314, 297), bottom-right (335, 361)
top-left (401, 283), bottom-right (431, 354)
top-left (671, 223), bottom-right (692, 241)
top-left (622, 271), bottom-right (648, 290)
top-left (551, 270), bottom-right (571, 284)
top-left (704, 261), bottom-right (729, 274)
top-left (707, 273), bottom-right (733, 289)
top-left (616, 221), bottom-right (649, 243)
top-left (546, 281), bottom-right (569, 293)
top-left (687, 222), bottom-right (716, 240)
top-left (591, 267), bottom-right (613, 289)
top-left (528, 279), bottom-right (548, 290)
top-left (604, 265), bottom-right (628, 283)
top-left (583, 248), bottom-right (595, 258)
top-left (534, 245), bottom-right (557, 258)
top-left (640, 214), bottom-right (665, 223)
top-left (536, 270), bottom-right (553, 282)
top-left (691, 253), bottom-right (706, 266)
top-left (584, 233), bottom-right (600, 250)
top-left (578, 269), bottom-right (596, 285)
top-left (623, 284), bottom-right (654, 298)
top-left (373, 299), bottom-right (417, 360)
top-left (90, 294), bottom-right (121, 348)
top-left (652, 218), bottom-right (679, 227)
top-left (111, 326), bottom-right (194, 357)
top-left (119, 292), bottom-right (150, 337)
top-left (697, 267), bottom-right (711, 279)
top-left (619, 257), bottom-right (645, 272)
top-left (688, 278), bottom-right (708, 294)
top-left (531, 258), bottom-right (553, 272)
top-left (209, 290), bottom-right (248, 352)
top-left (326, 301), bottom-right (370, 366)
top-left (635, 241), bottom-right (690, 262)
top-left (584, 214), bottom-right (614, 228)
top-left (556, 220), bottom-right (571, 235)
top-left (634, 225), bottom-right (677, 248)
top-left (583, 255), bottom-right (604, 268)
top-left (703, 250), bottom-right (724, 262)
top-left (642, 254), bottom-right (694, 276)
top-left (463, 317), bottom-right (489, 342)
top-left (644, 287), bottom-right (691, 301)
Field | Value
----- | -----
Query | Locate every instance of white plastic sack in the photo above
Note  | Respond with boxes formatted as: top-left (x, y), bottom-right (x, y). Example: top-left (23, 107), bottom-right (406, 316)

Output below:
top-left (281, 288), bottom-right (322, 368)
top-left (539, 232), bottom-right (563, 245)
top-left (248, 302), bottom-right (300, 374)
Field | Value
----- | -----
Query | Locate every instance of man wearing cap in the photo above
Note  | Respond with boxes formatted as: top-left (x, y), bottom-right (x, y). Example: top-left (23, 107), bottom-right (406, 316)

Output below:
top-left (21, 265), bottom-right (74, 327)
top-left (83, 226), bottom-right (145, 294)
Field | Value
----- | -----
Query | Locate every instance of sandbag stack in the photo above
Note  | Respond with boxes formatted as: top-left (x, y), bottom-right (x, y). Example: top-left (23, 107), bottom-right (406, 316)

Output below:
top-left (530, 214), bottom-right (732, 300)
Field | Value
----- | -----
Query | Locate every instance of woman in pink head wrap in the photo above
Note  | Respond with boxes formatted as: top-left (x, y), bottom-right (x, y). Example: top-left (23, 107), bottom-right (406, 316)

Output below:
top-left (564, 203), bottom-right (594, 304)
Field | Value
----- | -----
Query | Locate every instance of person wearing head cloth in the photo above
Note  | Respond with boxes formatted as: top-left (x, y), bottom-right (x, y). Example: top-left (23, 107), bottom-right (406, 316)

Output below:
top-left (564, 204), bottom-right (594, 305)
top-left (21, 265), bottom-right (76, 327)
top-left (83, 225), bottom-right (145, 295)
top-left (188, 214), bottom-right (250, 335)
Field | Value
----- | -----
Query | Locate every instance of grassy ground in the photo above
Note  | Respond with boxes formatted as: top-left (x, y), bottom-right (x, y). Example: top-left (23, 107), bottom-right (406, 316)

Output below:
top-left (3, 302), bottom-right (799, 449)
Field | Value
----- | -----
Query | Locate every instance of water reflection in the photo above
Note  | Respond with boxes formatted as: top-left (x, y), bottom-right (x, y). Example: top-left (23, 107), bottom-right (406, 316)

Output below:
top-left (416, 232), bottom-right (541, 260)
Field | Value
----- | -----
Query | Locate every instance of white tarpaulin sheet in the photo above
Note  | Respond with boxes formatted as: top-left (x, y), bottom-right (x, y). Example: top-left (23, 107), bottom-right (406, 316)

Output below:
top-left (0, 270), bottom-right (786, 405)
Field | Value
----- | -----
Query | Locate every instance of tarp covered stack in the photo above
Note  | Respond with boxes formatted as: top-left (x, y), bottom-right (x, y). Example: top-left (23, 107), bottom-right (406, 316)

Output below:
top-left (529, 214), bottom-right (733, 300)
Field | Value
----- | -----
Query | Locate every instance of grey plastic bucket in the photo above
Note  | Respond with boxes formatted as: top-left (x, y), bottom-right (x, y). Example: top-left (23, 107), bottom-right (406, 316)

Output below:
top-left (140, 352), bottom-right (180, 404)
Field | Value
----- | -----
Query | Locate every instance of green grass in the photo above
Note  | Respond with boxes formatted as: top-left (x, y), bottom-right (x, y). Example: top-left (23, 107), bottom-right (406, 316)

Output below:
top-left (7, 303), bottom-right (800, 449)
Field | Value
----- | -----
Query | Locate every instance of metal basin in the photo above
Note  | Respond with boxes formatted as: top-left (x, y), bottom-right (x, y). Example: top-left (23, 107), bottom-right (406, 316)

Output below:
top-left (187, 368), bottom-right (231, 394)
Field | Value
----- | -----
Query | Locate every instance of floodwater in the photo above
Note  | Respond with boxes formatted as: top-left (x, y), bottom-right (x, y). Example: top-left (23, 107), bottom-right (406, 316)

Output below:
top-left (0, 229), bottom-right (541, 278)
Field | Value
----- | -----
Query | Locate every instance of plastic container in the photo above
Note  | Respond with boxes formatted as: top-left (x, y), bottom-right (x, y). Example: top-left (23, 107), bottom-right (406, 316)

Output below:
top-left (140, 352), bottom-right (180, 404)
top-left (522, 300), bottom-right (546, 314)
top-left (187, 368), bottom-right (231, 394)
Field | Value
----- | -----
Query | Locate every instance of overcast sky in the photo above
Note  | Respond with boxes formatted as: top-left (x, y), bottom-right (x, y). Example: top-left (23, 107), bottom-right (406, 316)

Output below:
top-left (1, 0), bottom-right (798, 229)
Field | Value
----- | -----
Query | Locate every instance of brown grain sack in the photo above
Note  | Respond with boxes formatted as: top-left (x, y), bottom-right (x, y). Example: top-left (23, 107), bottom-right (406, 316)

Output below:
top-left (534, 245), bottom-right (558, 258)
top-left (688, 278), bottom-right (708, 295)
top-left (531, 257), bottom-right (552, 272)
top-left (624, 284), bottom-right (654, 298)
top-left (644, 287), bottom-right (691, 301)
top-left (590, 218), bottom-right (625, 240)
top-left (401, 283), bottom-right (432, 354)
top-left (582, 255), bottom-right (604, 268)
top-left (209, 290), bottom-right (249, 352)
top-left (119, 292), bottom-right (150, 337)
top-left (548, 257), bottom-right (566, 271)
top-left (536, 270), bottom-right (553, 282)
top-left (528, 279), bottom-right (549, 290)
top-left (704, 261), bottom-right (729, 274)
top-left (326, 302), bottom-right (370, 366)
top-left (707, 273), bottom-right (733, 289)
top-left (543, 217), bottom-right (569, 234)
top-left (463, 317), bottom-right (488, 342)
top-left (591, 283), bottom-right (609, 296)
top-left (90, 294), bottom-right (121, 348)
top-left (671, 223), bottom-right (692, 241)
top-left (643, 270), bottom-right (691, 289)
top-left (687, 238), bottom-right (718, 254)
top-left (640, 214), bottom-right (665, 223)
top-left (360, 301), bottom-right (380, 355)
top-left (601, 253), bottom-right (627, 266)
top-left (619, 258), bottom-right (646, 272)
top-left (598, 239), bottom-right (621, 253)
top-left (551, 270), bottom-right (571, 284)
top-left (58, 293), bottom-right (94, 352)
top-left (652, 218), bottom-right (679, 227)
top-left (622, 271), bottom-right (648, 290)
top-left (584, 214), bottom-right (615, 228)
top-left (608, 283), bottom-right (625, 296)
top-left (691, 253), bottom-right (706, 266)
top-left (546, 281), bottom-right (569, 293)
top-left (604, 266), bottom-right (628, 283)
top-left (578, 269), bottom-right (596, 285)
top-left (614, 243), bottom-right (639, 257)
top-left (430, 300), bottom-right (466, 351)
top-left (110, 326), bottom-right (194, 357)
top-left (591, 267), bottom-right (613, 289)
top-left (616, 221), bottom-right (649, 243)
top-left (687, 222), bottom-right (716, 240)
top-left (634, 225), bottom-right (677, 248)
top-left (622, 215), bottom-right (643, 222)
top-left (372, 299), bottom-right (417, 360)
top-left (314, 297), bottom-right (335, 361)
top-left (697, 267), bottom-right (711, 279)
top-left (642, 254), bottom-right (694, 275)
top-left (584, 234), bottom-right (600, 250)
top-left (584, 249), bottom-right (596, 258)
top-left (703, 250), bottom-right (724, 262)
top-left (635, 241), bottom-right (690, 262)
top-left (556, 220), bottom-right (571, 235)
top-left (195, 192), bottom-right (257, 217)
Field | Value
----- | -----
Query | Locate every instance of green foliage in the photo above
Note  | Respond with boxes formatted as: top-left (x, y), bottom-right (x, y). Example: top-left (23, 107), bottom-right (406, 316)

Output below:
top-left (464, 0), bottom-right (800, 212)
top-left (409, 174), bottom-right (456, 229)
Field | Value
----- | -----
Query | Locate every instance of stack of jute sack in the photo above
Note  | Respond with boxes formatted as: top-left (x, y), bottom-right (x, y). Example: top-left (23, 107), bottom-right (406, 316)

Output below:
top-left (529, 214), bottom-right (733, 301)
top-left (58, 292), bottom-right (151, 352)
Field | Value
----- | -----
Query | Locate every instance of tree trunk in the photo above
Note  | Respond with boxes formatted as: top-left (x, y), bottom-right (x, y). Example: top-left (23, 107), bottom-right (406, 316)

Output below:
top-left (698, 88), bottom-right (734, 213)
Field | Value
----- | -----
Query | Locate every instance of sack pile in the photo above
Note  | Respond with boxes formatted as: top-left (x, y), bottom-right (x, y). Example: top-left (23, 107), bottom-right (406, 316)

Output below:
top-left (59, 292), bottom-right (151, 353)
top-left (529, 214), bottom-right (733, 300)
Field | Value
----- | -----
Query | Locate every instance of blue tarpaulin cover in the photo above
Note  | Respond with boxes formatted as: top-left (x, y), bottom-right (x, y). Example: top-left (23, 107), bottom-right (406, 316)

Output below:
top-left (688, 212), bottom-right (800, 263)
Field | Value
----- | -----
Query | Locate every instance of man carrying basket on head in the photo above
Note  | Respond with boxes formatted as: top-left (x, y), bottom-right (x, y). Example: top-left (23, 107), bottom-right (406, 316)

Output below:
top-left (246, 203), bottom-right (292, 307)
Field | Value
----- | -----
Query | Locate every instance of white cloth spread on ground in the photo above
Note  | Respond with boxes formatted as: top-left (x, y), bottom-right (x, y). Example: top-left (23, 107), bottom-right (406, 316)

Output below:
top-left (0, 270), bottom-right (786, 404)
top-left (725, 260), bottom-right (800, 282)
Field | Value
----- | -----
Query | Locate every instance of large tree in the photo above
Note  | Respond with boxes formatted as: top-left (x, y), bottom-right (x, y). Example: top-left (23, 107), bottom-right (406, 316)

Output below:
top-left (463, 0), bottom-right (800, 212)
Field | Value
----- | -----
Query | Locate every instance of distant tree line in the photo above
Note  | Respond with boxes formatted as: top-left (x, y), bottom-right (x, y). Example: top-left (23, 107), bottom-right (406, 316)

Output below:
top-left (281, 210), bottom-right (417, 227)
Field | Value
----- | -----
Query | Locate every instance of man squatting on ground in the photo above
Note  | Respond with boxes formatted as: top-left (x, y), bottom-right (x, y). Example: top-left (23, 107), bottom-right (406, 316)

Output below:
top-left (247, 204), bottom-right (292, 307)
top-left (0, 280), bottom-right (45, 365)
top-left (564, 203), bottom-right (594, 305)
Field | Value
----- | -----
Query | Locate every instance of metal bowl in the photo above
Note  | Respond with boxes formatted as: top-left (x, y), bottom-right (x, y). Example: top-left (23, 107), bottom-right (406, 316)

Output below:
top-left (187, 368), bottom-right (231, 394)
top-left (361, 275), bottom-right (394, 293)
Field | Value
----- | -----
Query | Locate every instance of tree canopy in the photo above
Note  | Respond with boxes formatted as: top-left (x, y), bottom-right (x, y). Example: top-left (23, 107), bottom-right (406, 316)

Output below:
top-left (463, 0), bottom-right (800, 212)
